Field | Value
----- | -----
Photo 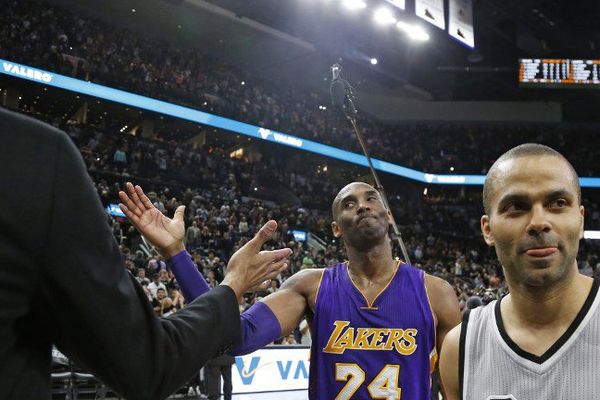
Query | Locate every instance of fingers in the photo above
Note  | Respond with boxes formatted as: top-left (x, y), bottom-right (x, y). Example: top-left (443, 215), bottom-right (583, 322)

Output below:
top-left (251, 280), bottom-right (271, 292)
top-left (125, 182), bottom-right (146, 211)
top-left (262, 248), bottom-right (293, 263)
top-left (173, 205), bottom-right (186, 222)
top-left (135, 185), bottom-right (155, 210)
top-left (260, 261), bottom-right (288, 282)
top-left (119, 203), bottom-right (140, 224)
top-left (118, 190), bottom-right (143, 218)
top-left (248, 261), bottom-right (288, 292)
top-left (245, 220), bottom-right (277, 252)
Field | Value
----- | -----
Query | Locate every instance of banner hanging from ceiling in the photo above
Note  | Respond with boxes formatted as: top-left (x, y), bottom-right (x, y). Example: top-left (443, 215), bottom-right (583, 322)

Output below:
top-left (449, 0), bottom-right (475, 48)
top-left (415, 0), bottom-right (445, 30)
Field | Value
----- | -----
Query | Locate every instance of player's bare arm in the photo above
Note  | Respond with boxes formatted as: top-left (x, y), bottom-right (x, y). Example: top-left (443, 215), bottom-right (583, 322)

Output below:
top-left (424, 274), bottom-right (462, 355)
top-left (439, 324), bottom-right (461, 400)
top-left (261, 268), bottom-right (324, 336)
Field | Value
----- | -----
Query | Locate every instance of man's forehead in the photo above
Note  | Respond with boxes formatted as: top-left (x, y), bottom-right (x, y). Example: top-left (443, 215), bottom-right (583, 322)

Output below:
top-left (495, 155), bottom-right (572, 181)
top-left (491, 156), bottom-right (578, 200)
top-left (337, 182), bottom-right (376, 200)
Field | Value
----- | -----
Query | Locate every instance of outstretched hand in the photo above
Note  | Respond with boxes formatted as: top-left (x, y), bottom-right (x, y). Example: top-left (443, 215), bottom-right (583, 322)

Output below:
top-left (119, 182), bottom-right (185, 259)
top-left (222, 220), bottom-right (292, 299)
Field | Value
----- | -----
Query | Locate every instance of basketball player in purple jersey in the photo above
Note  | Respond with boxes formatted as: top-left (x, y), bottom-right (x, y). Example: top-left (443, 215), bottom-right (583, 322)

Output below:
top-left (120, 181), bottom-right (461, 399)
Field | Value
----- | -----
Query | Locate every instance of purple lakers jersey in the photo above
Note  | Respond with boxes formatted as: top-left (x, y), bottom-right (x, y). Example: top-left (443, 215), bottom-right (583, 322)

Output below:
top-left (309, 261), bottom-right (436, 399)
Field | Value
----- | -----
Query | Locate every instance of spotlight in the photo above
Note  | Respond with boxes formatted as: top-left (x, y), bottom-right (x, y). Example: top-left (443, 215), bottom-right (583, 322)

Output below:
top-left (370, 58), bottom-right (378, 65)
top-left (374, 8), bottom-right (396, 25)
top-left (342, 0), bottom-right (366, 11)
top-left (397, 21), bottom-right (430, 41)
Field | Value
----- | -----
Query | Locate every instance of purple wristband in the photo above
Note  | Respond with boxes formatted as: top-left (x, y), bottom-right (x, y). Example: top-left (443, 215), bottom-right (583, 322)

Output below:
top-left (166, 250), bottom-right (210, 301)
top-left (232, 302), bottom-right (282, 356)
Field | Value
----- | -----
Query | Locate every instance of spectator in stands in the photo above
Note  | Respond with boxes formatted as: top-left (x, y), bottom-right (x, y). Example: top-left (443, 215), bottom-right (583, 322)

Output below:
top-left (205, 354), bottom-right (235, 400)
top-left (148, 273), bottom-right (167, 298)
top-left (135, 268), bottom-right (150, 285)
top-left (185, 220), bottom-right (201, 249)
top-left (153, 288), bottom-right (175, 317)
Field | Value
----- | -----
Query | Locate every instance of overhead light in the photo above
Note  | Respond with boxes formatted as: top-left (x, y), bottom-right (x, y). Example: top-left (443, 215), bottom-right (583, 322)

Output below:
top-left (342, 0), bottom-right (366, 11)
top-left (397, 21), bottom-right (430, 41)
top-left (374, 8), bottom-right (396, 25)
top-left (370, 58), bottom-right (378, 65)
top-left (131, 8), bottom-right (136, 13)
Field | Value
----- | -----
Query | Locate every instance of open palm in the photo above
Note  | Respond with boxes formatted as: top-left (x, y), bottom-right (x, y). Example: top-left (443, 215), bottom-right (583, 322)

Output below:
top-left (119, 182), bottom-right (185, 258)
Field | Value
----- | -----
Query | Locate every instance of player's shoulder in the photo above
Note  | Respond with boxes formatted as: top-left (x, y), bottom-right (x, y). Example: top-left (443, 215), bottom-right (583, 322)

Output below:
top-left (280, 268), bottom-right (325, 293)
top-left (423, 273), bottom-right (456, 298)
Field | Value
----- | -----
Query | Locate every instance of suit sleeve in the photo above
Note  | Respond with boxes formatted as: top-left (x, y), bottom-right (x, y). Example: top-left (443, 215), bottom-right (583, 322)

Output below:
top-left (40, 130), bottom-right (241, 400)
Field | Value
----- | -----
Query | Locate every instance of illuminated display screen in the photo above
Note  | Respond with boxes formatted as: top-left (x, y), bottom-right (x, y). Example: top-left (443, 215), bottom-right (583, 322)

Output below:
top-left (519, 58), bottom-right (600, 88)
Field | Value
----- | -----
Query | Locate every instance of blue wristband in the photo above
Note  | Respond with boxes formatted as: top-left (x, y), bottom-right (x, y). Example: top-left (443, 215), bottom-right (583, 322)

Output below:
top-left (232, 302), bottom-right (282, 356)
top-left (166, 250), bottom-right (210, 301)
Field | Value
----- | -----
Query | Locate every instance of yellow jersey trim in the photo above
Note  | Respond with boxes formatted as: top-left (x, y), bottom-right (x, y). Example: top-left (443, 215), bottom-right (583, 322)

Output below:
top-left (346, 260), bottom-right (402, 309)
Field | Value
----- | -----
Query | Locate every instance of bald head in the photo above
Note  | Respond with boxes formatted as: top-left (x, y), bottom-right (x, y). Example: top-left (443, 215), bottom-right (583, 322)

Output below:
top-left (331, 182), bottom-right (375, 221)
top-left (483, 143), bottom-right (581, 215)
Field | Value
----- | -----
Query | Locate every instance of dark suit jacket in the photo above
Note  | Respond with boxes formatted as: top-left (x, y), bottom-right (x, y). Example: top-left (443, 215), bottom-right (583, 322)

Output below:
top-left (0, 107), bottom-right (241, 399)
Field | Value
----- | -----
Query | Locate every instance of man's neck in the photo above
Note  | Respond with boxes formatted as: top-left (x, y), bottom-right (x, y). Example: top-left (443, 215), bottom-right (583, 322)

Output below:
top-left (346, 240), bottom-right (396, 281)
top-left (504, 269), bottom-right (593, 328)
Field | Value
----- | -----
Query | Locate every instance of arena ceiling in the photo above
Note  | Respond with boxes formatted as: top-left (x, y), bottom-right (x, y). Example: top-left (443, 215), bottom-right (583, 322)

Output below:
top-left (44, 0), bottom-right (600, 115)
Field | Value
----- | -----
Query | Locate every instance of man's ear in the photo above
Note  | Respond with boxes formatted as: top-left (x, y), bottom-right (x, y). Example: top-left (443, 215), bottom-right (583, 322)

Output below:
top-left (481, 214), bottom-right (495, 247)
top-left (386, 209), bottom-right (393, 225)
top-left (332, 221), bottom-right (342, 238)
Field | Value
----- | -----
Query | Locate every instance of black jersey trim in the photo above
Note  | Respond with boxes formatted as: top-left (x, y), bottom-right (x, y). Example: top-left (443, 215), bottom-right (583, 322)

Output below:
top-left (458, 308), bottom-right (470, 400)
top-left (495, 279), bottom-right (599, 364)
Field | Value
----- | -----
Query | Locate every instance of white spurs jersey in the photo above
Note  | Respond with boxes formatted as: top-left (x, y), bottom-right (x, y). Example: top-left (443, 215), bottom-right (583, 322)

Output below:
top-left (460, 280), bottom-right (600, 400)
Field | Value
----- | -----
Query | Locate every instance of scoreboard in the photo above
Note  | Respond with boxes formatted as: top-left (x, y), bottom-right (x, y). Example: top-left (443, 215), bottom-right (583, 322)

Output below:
top-left (519, 58), bottom-right (600, 88)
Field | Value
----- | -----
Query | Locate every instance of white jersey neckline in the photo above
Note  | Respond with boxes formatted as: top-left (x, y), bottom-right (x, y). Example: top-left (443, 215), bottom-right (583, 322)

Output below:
top-left (491, 280), bottom-right (600, 374)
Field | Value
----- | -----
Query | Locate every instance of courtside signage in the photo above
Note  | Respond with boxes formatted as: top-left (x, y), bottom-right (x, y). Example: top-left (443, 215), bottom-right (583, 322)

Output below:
top-left (2, 58), bottom-right (599, 188)
top-left (232, 347), bottom-right (309, 393)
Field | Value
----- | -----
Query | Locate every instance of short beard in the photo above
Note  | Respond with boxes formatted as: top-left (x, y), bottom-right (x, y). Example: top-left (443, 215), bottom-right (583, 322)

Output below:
top-left (502, 250), bottom-right (577, 289)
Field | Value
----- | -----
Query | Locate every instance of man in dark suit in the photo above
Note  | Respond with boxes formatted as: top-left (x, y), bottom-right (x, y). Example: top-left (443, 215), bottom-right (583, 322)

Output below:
top-left (0, 107), bottom-right (291, 399)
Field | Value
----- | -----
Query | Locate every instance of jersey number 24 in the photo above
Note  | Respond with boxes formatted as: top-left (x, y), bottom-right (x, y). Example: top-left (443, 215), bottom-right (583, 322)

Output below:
top-left (335, 363), bottom-right (401, 400)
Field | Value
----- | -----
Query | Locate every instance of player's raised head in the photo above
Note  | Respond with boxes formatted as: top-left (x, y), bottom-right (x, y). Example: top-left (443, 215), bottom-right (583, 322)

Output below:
top-left (331, 182), bottom-right (392, 250)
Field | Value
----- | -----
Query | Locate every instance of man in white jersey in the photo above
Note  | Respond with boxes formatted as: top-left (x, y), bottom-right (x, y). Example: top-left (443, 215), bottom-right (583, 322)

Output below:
top-left (440, 143), bottom-right (599, 400)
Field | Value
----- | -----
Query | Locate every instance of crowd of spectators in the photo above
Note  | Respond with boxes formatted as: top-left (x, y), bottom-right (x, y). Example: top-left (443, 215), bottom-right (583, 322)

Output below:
top-left (4, 0), bottom-right (600, 345)
top-left (3, 0), bottom-right (600, 179)
top-left (4, 2), bottom-right (598, 399)
top-left (13, 104), bottom-right (600, 330)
